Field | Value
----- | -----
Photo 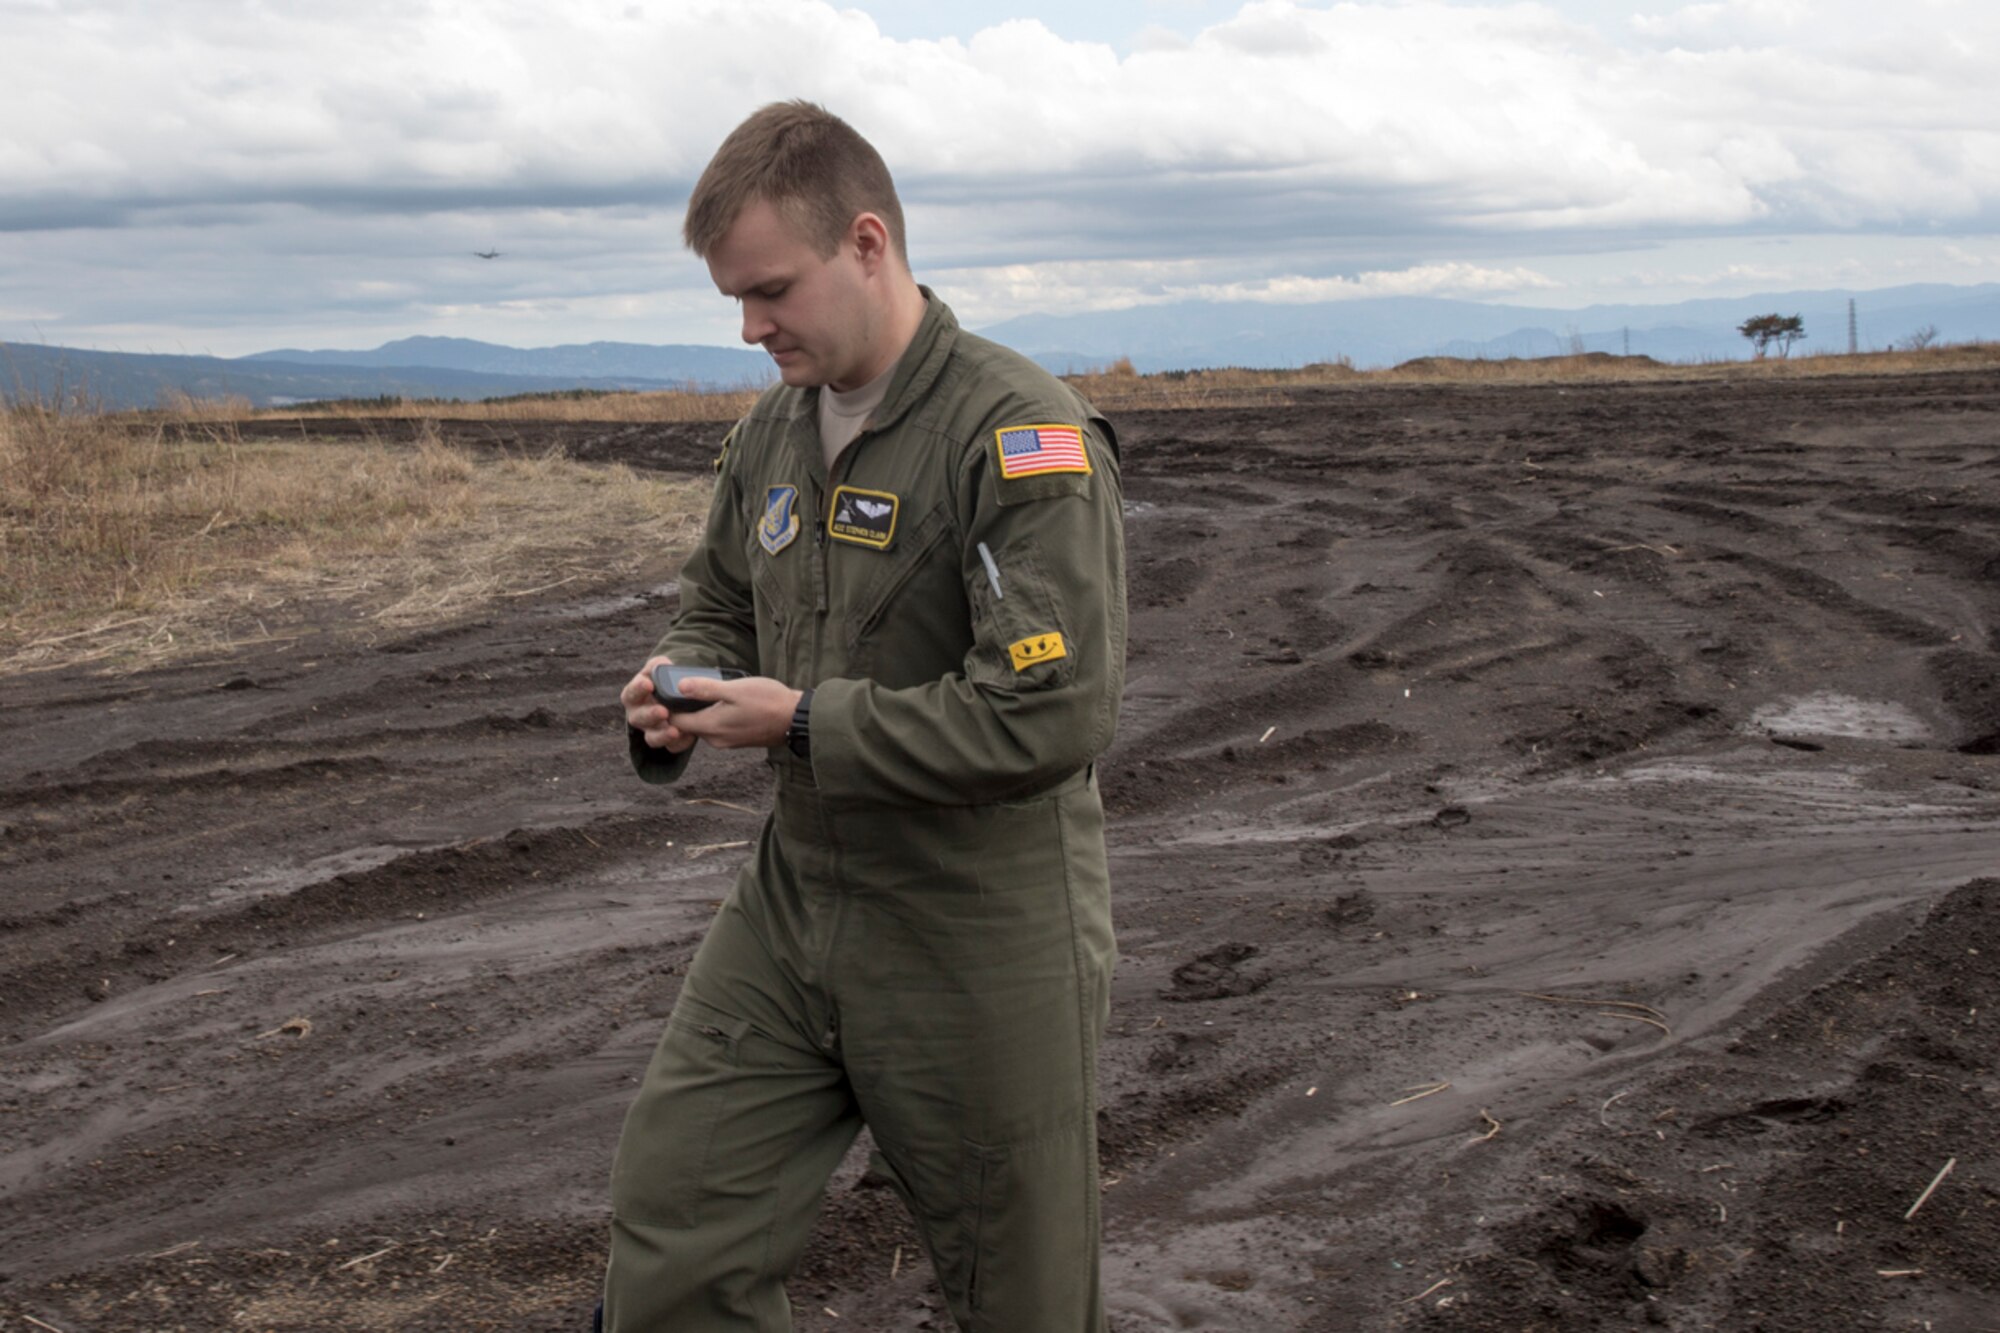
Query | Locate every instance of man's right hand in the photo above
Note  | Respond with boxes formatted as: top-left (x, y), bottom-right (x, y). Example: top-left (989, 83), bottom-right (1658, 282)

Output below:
top-left (622, 655), bottom-right (697, 753)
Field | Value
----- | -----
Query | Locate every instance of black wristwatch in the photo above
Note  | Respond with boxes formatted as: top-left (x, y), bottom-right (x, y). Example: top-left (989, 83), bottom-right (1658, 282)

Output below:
top-left (785, 688), bottom-right (814, 760)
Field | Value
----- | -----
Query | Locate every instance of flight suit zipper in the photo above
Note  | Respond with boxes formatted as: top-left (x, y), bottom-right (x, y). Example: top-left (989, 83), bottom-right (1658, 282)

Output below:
top-left (807, 428), bottom-right (876, 1011)
top-left (815, 429), bottom-right (867, 620)
top-left (813, 509), bottom-right (829, 613)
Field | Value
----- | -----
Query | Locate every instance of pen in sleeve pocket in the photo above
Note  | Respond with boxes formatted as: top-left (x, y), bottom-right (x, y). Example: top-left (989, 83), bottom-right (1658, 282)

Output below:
top-left (976, 542), bottom-right (1004, 600)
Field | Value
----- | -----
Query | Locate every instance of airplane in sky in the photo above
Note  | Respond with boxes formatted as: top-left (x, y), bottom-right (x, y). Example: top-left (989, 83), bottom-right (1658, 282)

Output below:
top-left (473, 249), bottom-right (502, 259)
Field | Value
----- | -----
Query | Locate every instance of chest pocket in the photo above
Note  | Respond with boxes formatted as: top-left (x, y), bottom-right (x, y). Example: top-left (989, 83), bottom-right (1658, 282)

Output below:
top-left (843, 503), bottom-right (961, 675)
top-left (750, 550), bottom-right (792, 654)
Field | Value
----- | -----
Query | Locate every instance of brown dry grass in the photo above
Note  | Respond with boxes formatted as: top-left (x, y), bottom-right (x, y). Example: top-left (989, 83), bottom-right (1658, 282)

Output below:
top-left (0, 404), bottom-right (708, 674)
top-left (1064, 341), bottom-right (2000, 410)
top-left (10, 337), bottom-right (1990, 673)
top-left (1062, 357), bottom-right (1361, 411)
top-left (108, 341), bottom-right (2000, 428)
top-left (102, 386), bottom-right (755, 429)
top-left (275, 385), bottom-right (763, 423)
top-left (1378, 342), bottom-right (2000, 383)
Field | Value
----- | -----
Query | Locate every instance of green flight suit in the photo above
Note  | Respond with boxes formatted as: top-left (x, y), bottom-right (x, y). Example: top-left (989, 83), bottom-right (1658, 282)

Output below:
top-left (606, 292), bottom-right (1126, 1332)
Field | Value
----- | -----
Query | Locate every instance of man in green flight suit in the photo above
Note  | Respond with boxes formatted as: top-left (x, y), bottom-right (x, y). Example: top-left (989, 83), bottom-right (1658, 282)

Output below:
top-left (606, 101), bottom-right (1127, 1331)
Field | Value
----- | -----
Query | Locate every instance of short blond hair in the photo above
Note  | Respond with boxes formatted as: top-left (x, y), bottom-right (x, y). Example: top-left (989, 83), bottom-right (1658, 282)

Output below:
top-left (683, 101), bottom-right (908, 262)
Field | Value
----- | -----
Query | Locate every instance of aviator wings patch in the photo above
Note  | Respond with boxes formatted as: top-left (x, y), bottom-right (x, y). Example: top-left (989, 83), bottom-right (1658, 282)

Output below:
top-left (828, 485), bottom-right (899, 549)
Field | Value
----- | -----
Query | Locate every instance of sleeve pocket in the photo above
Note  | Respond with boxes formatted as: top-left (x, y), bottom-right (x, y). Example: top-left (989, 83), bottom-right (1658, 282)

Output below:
top-left (966, 539), bottom-right (1076, 693)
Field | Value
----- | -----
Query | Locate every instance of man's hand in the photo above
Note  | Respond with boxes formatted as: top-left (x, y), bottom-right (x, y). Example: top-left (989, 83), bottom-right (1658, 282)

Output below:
top-left (669, 673), bottom-right (803, 750)
top-left (621, 655), bottom-right (801, 753)
top-left (622, 655), bottom-right (697, 753)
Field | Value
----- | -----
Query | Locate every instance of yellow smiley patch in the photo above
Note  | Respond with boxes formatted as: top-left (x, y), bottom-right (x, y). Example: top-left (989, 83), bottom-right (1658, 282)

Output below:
top-left (1008, 632), bottom-right (1068, 671)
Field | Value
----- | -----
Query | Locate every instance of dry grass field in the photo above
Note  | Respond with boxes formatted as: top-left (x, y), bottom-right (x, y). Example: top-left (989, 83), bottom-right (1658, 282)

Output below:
top-left (0, 404), bottom-right (709, 673)
top-left (268, 386), bottom-right (766, 424)
top-left (9, 339), bottom-right (1997, 672)
top-left (96, 339), bottom-right (2000, 429)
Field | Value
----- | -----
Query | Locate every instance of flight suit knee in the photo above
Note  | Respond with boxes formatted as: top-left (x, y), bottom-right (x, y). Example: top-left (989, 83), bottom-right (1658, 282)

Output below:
top-left (606, 989), bottom-right (857, 1331)
top-left (612, 993), bottom-right (756, 1230)
top-left (873, 1120), bottom-right (1104, 1333)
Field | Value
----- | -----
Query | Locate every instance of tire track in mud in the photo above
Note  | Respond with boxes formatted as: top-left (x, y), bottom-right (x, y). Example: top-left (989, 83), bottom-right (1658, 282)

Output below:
top-left (1090, 374), bottom-right (2000, 1331)
top-left (1, 752), bottom-right (401, 814)
top-left (0, 803), bottom-right (752, 1036)
top-left (1102, 781), bottom-right (1996, 1332)
top-left (1707, 550), bottom-right (1957, 646)
top-left (5, 373), bottom-right (2000, 1332)
top-left (1399, 878), bottom-right (2000, 1333)
top-left (0, 576), bottom-right (766, 1041)
top-left (0, 543), bottom-right (760, 1311)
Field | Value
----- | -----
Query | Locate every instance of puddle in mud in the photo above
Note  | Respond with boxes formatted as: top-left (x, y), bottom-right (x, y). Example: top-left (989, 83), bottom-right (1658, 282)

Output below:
top-left (1747, 692), bottom-right (1932, 743)
top-left (537, 582), bottom-right (678, 620)
top-left (193, 844), bottom-right (412, 909)
top-left (1608, 759), bottom-right (1863, 790)
top-left (192, 811), bottom-right (728, 912)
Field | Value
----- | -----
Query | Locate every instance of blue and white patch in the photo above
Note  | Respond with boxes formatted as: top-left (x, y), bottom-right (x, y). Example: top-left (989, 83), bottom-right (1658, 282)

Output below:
top-left (759, 484), bottom-right (800, 554)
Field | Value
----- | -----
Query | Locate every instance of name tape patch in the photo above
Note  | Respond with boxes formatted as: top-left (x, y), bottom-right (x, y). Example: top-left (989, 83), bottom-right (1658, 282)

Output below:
top-left (995, 424), bottom-right (1091, 480)
top-left (827, 485), bottom-right (899, 550)
top-left (1008, 632), bottom-right (1068, 671)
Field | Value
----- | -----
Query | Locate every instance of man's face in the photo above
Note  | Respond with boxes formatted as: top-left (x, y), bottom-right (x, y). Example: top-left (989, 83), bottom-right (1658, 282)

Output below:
top-left (705, 197), bottom-right (875, 391)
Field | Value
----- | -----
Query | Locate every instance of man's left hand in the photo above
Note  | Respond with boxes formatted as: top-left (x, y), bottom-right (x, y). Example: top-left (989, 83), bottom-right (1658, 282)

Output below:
top-left (668, 674), bottom-right (803, 750)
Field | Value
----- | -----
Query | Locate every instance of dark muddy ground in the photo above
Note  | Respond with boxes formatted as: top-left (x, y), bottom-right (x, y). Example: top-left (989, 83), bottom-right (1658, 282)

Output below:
top-left (4, 370), bottom-right (1999, 1332)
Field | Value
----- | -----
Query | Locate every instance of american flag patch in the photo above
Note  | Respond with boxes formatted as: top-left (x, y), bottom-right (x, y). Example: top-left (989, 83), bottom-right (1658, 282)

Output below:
top-left (994, 424), bottom-right (1091, 480)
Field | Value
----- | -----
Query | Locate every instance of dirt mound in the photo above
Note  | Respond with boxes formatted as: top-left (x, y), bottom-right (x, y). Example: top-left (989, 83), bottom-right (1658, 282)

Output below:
top-left (1388, 351), bottom-right (1666, 377)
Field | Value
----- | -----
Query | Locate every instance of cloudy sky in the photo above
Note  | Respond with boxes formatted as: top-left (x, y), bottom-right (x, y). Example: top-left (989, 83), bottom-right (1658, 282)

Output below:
top-left (4, 0), bottom-right (1997, 356)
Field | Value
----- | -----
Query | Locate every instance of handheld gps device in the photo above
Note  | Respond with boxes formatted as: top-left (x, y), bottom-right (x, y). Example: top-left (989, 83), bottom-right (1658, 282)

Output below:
top-left (650, 664), bottom-right (746, 712)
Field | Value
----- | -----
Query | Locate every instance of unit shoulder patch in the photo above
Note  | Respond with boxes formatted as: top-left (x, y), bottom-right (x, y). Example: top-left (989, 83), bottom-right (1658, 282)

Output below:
top-left (713, 423), bottom-right (740, 474)
top-left (827, 485), bottom-right (899, 550)
top-left (759, 484), bottom-right (800, 554)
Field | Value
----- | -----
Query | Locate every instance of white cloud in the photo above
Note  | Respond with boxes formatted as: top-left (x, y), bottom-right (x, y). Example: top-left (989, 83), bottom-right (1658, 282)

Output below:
top-left (1494, 233), bottom-right (2000, 308)
top-left (2, 0), bottom-right (1998, 349)
top-left (9, 0), bottom-right (1997, 235)
top-left (1177, 263), bottom-right (1562, 304)
top-left (931, 256), bottom-right (1559, 326)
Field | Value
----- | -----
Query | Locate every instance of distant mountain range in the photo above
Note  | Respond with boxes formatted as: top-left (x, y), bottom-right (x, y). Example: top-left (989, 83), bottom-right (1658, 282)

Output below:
top-left (5, 283), bottom-right (1997, 411)
top-left (986, 282), bottom-right (2000, 373)
top-left (0, 338), bottom-right (774, 412)
top-left (240, 335), bottom-right (773, 384)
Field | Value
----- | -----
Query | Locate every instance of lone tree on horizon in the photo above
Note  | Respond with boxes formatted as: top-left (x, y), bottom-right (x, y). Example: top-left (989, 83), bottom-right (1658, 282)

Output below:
top-left (1739, 313), bottom-right (1805, 359)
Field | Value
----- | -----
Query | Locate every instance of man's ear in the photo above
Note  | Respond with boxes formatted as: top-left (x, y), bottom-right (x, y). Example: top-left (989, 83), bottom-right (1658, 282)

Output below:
top-left (849, 211), bottom-right (893, 272)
